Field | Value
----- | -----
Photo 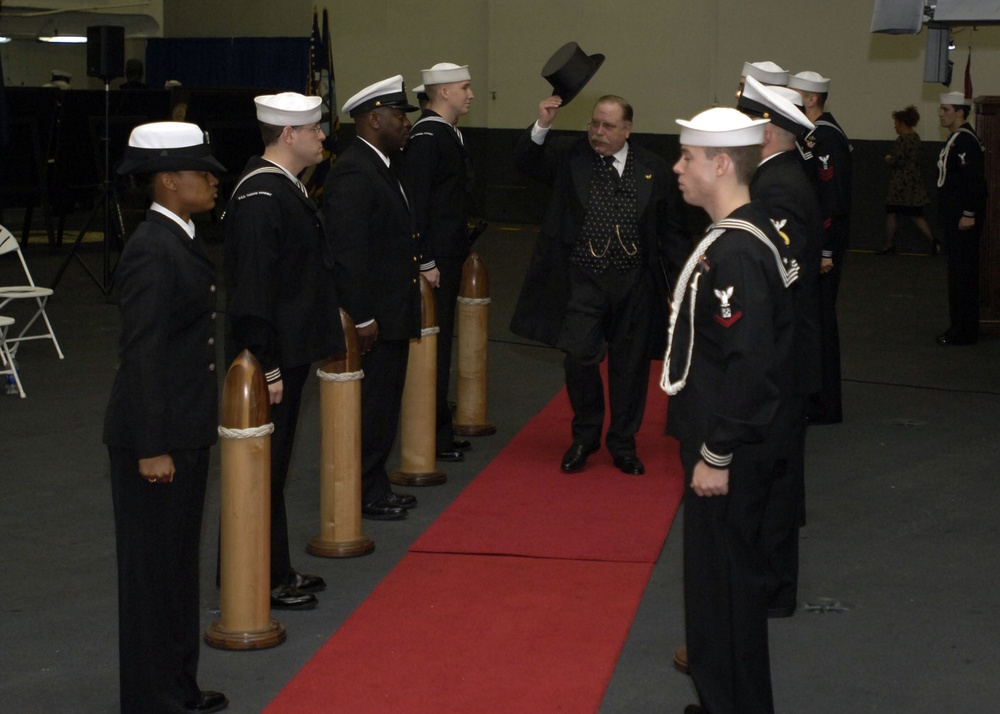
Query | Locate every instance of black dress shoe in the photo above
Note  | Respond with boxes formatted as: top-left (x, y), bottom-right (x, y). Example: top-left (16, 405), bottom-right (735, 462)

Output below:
top-left (362, 495), bottom-right (407, 521)
top-left (561, 443), bottom-right (598, 473)
top-left (186, 690), bottom-right (229, 712)
top-left (270, 584), bottom-right (318, 610)
top-left (287, 570), bottom-right (326, 593)
top-left (936, 333), bottom-right (976, 346)
top-left (436, 449), bottom-right (465, 462)
top-left (452, 439), bottom-right (472, 451)
top-left (613, 454), bottom-right (645, 475)
top-left (383, 490), bottom-right (417, 509)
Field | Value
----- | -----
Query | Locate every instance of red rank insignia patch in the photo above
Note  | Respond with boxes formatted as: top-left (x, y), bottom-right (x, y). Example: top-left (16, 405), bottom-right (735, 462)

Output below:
top-left (818, 155), bottom-right (833, 182)
top-left (713, 286), bottom-right (742, 327)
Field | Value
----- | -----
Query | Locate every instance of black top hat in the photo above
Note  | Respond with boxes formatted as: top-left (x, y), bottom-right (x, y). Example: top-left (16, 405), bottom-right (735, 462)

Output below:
top-left (542, 42), bottom-right (605, 106)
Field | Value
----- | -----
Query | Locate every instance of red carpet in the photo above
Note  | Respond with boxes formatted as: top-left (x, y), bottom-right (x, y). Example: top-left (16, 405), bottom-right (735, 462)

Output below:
top-left (265, 554), bottom-right (654, 713)
top-left (266, 368), bottom-right (684, 713)
top-left (411, 370), bottom-right (682, 563)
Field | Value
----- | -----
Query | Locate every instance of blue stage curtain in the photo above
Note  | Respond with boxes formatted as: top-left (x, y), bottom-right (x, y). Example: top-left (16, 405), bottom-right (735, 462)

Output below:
top-left (145, 37), bottom-right (309, 91)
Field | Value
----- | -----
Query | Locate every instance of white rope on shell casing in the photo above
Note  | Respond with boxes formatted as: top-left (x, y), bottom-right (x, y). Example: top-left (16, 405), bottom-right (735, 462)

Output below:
top-left (316, 367), bottom-right (364, 382)
top-left (659, 227), bottom-right (725, 395)
top-left (218, 423), bottom-right (275, 439)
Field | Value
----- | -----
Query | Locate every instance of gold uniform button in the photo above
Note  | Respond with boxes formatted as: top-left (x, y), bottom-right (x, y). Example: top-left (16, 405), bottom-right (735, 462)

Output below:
top-left (208, 337), bottom-right (215, 346)
top-left (208, 364), bottom-right (216, 372)
top-left (210, 284), bottom-right (217, 293)
top-left (210, 312), bottom-right (217, 321)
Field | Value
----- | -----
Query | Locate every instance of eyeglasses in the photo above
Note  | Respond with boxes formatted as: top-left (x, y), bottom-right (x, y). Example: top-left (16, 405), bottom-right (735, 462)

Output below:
top-left (587, 120), bottom-right (624, 132)
top-left (294, 124), bottom-right (324, 134)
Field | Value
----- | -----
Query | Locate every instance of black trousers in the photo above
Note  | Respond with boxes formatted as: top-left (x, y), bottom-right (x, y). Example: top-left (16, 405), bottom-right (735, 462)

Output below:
top-left (758, 397), bottom-right (807, 612)
top-left (111, 447), bottom-right (209, 714)
top-left (809, 218), bottom-right (847, 423)
top-left (943, 222), bottom-right (981, 341)
top-left (557, 264), bottom-right (652, 457)
top-left (268, 362), bottom-right (311, 585)
top-left (360, 338), bottom-right (410, 503)
top-left (682, 447), bottom-right (779, 714)
top-left (434, 255), bottom-right (466, 451)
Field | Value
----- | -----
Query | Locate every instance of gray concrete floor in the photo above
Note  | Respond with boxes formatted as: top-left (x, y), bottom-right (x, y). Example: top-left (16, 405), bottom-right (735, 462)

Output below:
top-left (1, 223), bottom-right (998, 713)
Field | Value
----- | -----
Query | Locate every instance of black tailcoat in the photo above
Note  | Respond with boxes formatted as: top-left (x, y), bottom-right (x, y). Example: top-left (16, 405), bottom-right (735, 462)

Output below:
top-left (510, 129), bottom-right (688, 357)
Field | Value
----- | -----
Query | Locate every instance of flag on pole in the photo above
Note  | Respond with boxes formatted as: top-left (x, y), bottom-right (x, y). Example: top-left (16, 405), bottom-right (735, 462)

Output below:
top-left (303, 6), bottom-right (339, 199)
top-left (963, 47), bottom-right (973, 99)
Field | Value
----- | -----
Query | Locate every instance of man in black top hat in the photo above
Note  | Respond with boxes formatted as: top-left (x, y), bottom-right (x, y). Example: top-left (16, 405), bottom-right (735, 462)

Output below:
top-left (325, 75), bottom-right (423, 520)
top-left (511, 91), bottom-right (687, 475)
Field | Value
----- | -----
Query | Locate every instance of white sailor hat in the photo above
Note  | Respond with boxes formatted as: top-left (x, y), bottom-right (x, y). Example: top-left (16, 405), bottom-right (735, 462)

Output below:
top-left (741, 61), bottom-right (788, 86)
top-left (343, 75), bottom-right (419, 117)
top-left (51, 69), bottom-right (72, 80)
top-left (420, 63), bottom-right (471, 86)
top-left (677, 107), bottom-right (769, 148)
top-left (413, 84), bottom-right (426, 94)
top-left (738, 76), bottom-right (814, 136)
top-left (940, 91), bottom-right (970, 107)
top-left (117, 121), bottom-right (226, 176)
top-left (254, 92), bottom-right (322, 127)
top-left (787, 71), bottom-right (830, 94)
top-left (164, 79), bottom-right (183, 89)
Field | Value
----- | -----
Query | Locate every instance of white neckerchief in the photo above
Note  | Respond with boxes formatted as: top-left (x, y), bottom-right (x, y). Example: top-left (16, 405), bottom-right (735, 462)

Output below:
top-left (150, 202), bottom-right (195, 239)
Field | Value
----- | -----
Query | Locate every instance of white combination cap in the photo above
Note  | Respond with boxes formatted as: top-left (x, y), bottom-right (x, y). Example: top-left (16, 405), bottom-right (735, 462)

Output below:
top-left (940, 91), bottom-right (970, 106)
top-left (787, 71), bottom-right (830, 94)
top-left (677, 107), bottom-right (769, 148)
top-left (420, 63), bottom-right (471, 86)
top-left (741, 61), bottom-right (788, 86)
top-left (738, 76), bottom-right (814, 135)
top-left (117, 121), bottom-right (226, 175)
top-left (51, 69), bottom-right (72, 80)
top-left (254, 92), bottom-right (323, 126)
top-left (342, 75), bottom-right (418, 117)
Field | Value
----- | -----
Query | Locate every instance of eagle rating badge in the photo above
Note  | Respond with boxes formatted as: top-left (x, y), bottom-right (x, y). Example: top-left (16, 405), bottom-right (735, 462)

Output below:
top-left (713, 286), bottom-right (742, 327)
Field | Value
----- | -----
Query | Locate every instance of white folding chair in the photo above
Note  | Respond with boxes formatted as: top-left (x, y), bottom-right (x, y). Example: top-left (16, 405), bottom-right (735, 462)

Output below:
top-left (0, 224), bottom-right (64, 360)
top-left (0, 315), bottom-right (26, 398)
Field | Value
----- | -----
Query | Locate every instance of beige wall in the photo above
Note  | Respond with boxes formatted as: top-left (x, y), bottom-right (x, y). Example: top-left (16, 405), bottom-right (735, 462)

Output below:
top-left (4, 0), bottom-right (999, 141)
top-left (164, 0), bottom-right (313, 38)
top-left (325, 0), bottom-right (1000, 140)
